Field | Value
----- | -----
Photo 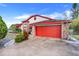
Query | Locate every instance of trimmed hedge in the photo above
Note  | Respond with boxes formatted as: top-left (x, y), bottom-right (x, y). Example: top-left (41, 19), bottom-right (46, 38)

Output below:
top-left (0, 16), bottom-right (7, 40)
top-left (15, 33), bottom-right (25, 43)
top-left (16, 28), bottom-right (22, 33)
top-left (15, 31), bottom-right (29, 43)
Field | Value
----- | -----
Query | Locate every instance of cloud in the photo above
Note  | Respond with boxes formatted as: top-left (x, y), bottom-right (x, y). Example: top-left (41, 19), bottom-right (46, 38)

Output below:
top-left (6, 20), bottom-right (22, 28)
top-left (64, 10), bottom-right (72, 19)
top-left (48, 13), bottom-right (64, 19)
top-left (45, 10), bottom-right (72, 20)
top-left (14, 10), bottom-right (72, 20)
top-left (41, 12), bottom-right (64, 20)
top-left (0, 3), bottom-right (7, 7)
top-left (15, 14), bottom-right (32, 20)
top-left (15, 12), bottom-right (64, 20)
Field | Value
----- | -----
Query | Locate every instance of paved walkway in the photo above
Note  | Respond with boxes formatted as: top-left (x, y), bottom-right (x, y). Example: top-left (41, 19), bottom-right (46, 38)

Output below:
top-left (0, 35), bottom-right (79, 56)
top-left (0, 32), bottom-right (16, 48)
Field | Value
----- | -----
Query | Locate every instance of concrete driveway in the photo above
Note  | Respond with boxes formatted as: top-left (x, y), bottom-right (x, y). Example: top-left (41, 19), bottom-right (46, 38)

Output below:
top-left (0, 35), bottom-right (79, 56)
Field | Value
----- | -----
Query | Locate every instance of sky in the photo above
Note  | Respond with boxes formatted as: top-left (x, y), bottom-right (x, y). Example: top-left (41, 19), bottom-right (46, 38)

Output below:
top-left (0, 3), bottom-right (75, 28)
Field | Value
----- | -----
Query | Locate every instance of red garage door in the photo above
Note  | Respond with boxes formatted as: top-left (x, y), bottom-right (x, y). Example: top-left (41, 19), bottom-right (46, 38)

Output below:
top-left (36, 25), bottom-right (61, 38)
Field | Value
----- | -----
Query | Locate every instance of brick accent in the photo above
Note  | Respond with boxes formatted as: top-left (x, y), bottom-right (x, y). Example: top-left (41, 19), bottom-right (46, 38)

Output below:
top-left (31, 25), bottom-right (36, 37)
top-left (62, 24), bottom-right (69, 39)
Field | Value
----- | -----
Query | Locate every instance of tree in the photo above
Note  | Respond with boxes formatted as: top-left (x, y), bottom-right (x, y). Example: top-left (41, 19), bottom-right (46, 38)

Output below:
top-left (63, 12), bottom-right (68, 20)
top-left (0, 16), bottom-right (7, 39)
top-left (9, 24), bottom-right (16, 32)
top-left (70, 3), bottom-right (79, 34)
top-left (72, 3), bottom-right (79, 19)
top-left (70, 17), bottom-right (79, 34)
top-left (9, 24), bottom-right (21, 33)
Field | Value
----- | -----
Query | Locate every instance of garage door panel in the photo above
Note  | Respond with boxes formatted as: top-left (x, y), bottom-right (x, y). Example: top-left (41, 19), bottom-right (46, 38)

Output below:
top-left (36, 26), bottom-right (45, 36)
top-left (36, 25), bottom-right (61, 38)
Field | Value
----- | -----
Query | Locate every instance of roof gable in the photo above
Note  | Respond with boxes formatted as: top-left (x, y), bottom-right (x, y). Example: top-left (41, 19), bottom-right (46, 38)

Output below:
top-left (18, 15), bottom-right (71, 28)
top-left (22, 15), bottom-right (55, 23)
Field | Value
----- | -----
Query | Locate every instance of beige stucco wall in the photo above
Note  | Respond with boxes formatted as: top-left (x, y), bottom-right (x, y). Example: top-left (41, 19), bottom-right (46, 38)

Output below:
top-left (29, 16), bottom-right (48, 24)
top-left (21, 22), bottom-right (29, 33)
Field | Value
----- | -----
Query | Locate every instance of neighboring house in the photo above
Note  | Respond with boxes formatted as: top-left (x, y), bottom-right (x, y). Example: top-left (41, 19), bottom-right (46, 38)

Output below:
top-left (17, 15), bottom-right (71, 40)
top-left (16, 24), bottom-right (22, 29)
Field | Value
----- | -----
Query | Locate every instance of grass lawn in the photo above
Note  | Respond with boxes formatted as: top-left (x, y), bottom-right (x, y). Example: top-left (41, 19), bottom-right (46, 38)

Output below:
top-left (72, 35), bottom-right (79, 40)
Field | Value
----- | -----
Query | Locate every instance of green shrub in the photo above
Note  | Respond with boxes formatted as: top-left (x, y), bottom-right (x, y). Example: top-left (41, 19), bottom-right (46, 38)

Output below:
top-left (70, 17), bottom-right (79, 34)
top-left (15, 33), bottom-right (25, 43)
top-left (0, 16), bottom-right (7, 40)
top-left (16, 28), bottom-right (22, 33)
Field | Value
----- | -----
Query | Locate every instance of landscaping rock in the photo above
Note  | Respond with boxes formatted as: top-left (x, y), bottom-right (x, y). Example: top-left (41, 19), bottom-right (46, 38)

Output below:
top-left (0, 38), bottom-right (15, 48)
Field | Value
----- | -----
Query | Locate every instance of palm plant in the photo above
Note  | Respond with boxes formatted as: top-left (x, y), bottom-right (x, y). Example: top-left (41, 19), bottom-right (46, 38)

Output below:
top-left (72, 3), bottom-right (79, 19)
